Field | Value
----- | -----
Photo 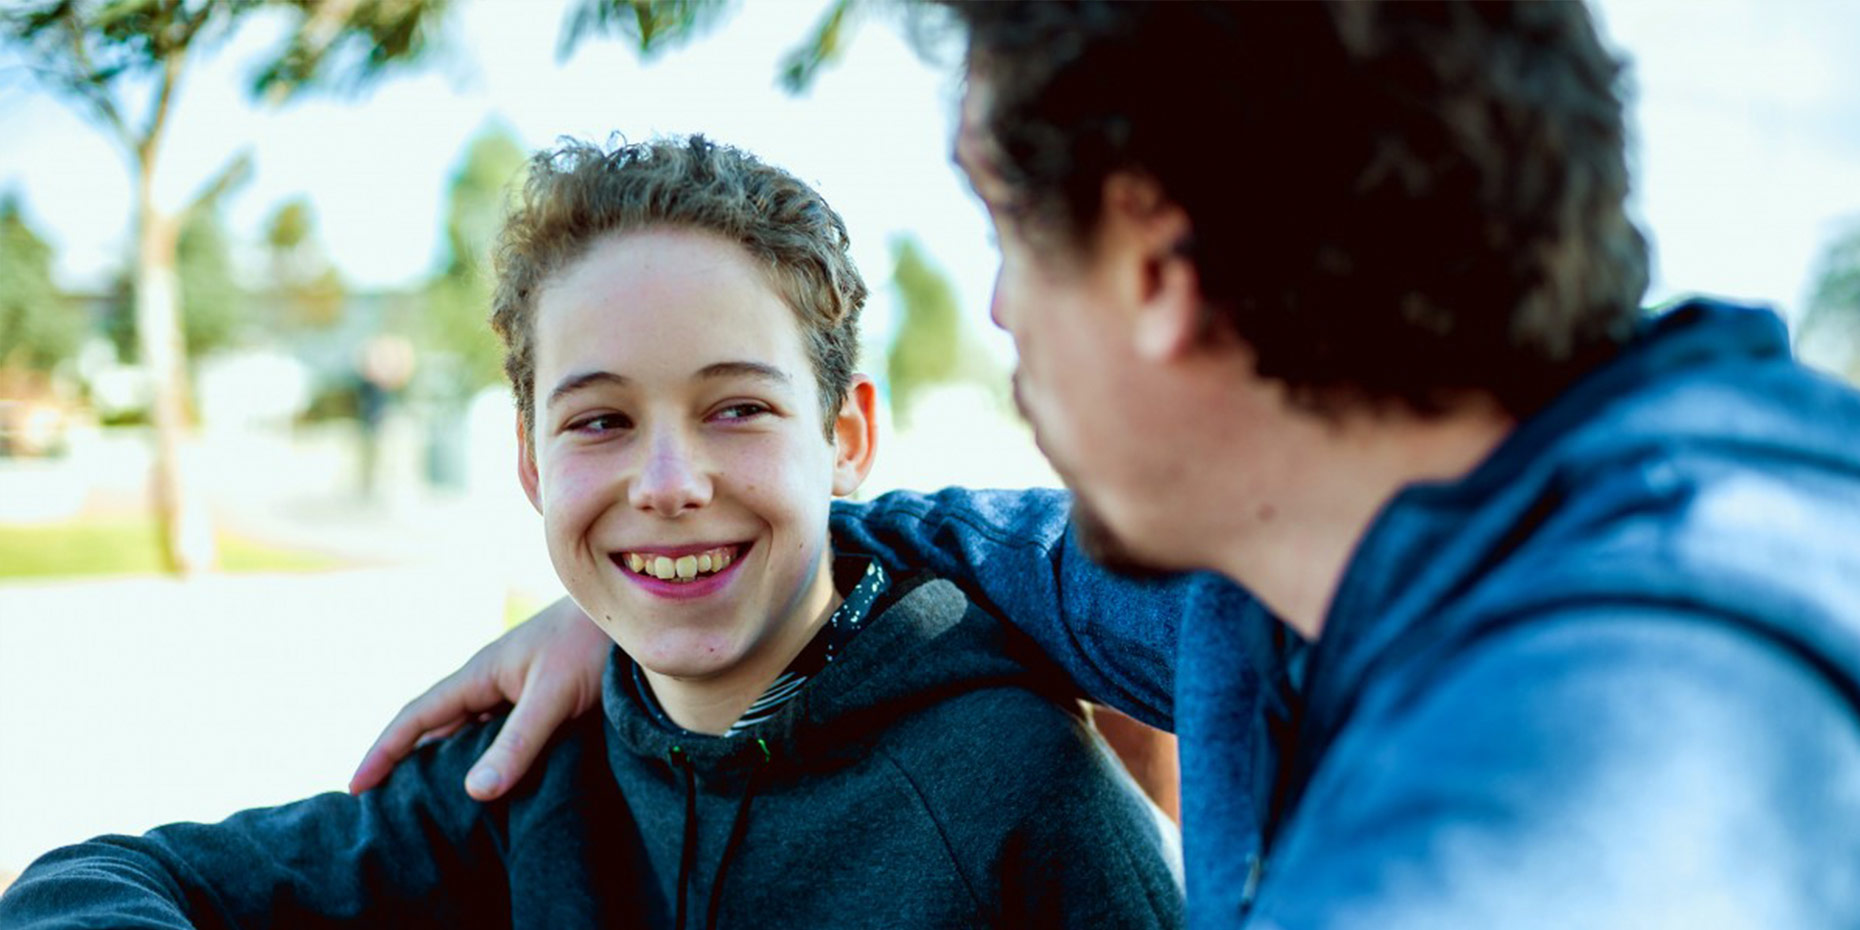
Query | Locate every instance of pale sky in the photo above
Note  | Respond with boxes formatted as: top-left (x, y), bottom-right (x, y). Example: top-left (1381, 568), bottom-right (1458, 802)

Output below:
top-left (2, 0), bottom-right (1857, 354)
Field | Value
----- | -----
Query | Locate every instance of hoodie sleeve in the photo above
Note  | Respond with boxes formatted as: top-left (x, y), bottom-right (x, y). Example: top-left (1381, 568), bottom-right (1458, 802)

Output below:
top-left (1249, 607), bottom-right (1860, 929)
top-left (0, 722), bottom-right (509, 930)
top-left (833, 487), bottom-right (1244, 731)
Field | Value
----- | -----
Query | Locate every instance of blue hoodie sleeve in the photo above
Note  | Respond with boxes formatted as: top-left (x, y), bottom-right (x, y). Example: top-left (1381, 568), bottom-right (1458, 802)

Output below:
top-left (0, 723), bottom-right (508, 929)
top-left (831, 487), bottom-right (1235, 732)
top-left (1249, 607), bottom-right (1860, 929)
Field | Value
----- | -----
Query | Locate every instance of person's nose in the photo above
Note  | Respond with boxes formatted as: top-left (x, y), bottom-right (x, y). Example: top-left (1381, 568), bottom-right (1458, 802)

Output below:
top-left (988, 271), bottom-right (1009, 331)
top-left (628, 423), bottom-right (712, 517)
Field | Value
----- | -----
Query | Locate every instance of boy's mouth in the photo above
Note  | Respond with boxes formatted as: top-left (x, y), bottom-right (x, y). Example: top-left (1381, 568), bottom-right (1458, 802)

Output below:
top-left (613, 544), bottom-right (746, 583)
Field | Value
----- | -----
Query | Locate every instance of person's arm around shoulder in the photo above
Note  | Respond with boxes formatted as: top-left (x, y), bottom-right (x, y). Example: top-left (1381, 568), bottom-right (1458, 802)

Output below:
top-left (1, 722), bottom-right (512, 929)
top-left (833, 487), bottom-right (1222, 727)
top-left (354, 486), bottom-right (1252, 799)
top-left (349, 597), bottom-right (608, 799)
top-left (1250, 608), bottom-right (1860, 929)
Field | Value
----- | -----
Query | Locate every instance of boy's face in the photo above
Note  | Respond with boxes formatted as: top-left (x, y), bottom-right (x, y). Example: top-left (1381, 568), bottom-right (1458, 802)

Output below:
top-left (519, 227), bottom-right (872, 686)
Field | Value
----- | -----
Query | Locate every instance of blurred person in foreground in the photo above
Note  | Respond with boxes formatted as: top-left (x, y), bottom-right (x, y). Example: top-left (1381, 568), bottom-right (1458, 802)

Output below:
top-left (352, 2), bottom-right (1860, 927)
top-left (0, 136), bottom-right (1184, 928)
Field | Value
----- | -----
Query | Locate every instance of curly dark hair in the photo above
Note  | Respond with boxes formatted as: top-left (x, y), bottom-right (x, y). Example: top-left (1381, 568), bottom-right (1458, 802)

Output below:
top-left (491, 135), bottom-right (866, 441)
top-left (943, 0), bottom-right (1649, 416)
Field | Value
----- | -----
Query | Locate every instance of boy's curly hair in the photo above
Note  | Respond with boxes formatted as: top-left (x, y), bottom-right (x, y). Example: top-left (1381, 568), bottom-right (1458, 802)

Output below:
top-left (491, 135), bottom-right (866, 441)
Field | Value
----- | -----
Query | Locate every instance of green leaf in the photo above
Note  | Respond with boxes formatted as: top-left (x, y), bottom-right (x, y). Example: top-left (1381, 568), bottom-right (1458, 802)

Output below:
top-left (557, 0), bottom-right (734, 62)
top-left (251, 0), bottom-right (455, 103)
top-left (777, 0), bottom-right (859, 94)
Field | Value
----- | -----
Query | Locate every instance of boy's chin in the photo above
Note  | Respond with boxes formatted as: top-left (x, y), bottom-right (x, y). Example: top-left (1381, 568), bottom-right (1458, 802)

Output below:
top-left (631, 634), bottom-right (749, 682)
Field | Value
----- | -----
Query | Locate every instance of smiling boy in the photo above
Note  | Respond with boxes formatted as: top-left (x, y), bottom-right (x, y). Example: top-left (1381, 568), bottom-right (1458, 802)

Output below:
top-left (491, 136), bottom-right (1187, 927)
top-left (0, 136), bottom-right (1182, 929)
top-left (513, 217), bottom-right (865, 741)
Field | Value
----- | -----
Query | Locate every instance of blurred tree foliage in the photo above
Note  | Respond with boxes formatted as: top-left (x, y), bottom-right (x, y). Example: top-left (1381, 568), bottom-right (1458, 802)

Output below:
top-left (421, 124), bottom-right (527, 395)
top-left (0, 193), bottom-right (84, 374)
top-left (886, 234), bottom-right (999, 424)
top-left (559, 0), bottom-right (731, 60)
top-left (2, 0), bottom-right (450, 575)
top-left (264, 198), bottom-right (347, 330)
top-left (252, 0), bottom-right (455, 103)
top-left (176, 207), bottom-right (246, 357)
top-left (1802, 223), bottom-right (1860, 381)
top-left (560, 0), bottom-right (866, 92)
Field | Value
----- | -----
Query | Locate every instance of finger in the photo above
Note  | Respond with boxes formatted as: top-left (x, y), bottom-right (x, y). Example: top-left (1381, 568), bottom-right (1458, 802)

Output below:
top-left (349, 669), bottom-right (509, 795)
top-left (412, 717), bottom-right (470, 749)
top-left (462, 672), bottom-right (577, 801)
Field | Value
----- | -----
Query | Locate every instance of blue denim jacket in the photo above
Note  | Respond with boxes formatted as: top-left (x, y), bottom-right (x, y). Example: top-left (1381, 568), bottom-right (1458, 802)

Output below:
top-left (831, 299), bottom-right (1860, 928)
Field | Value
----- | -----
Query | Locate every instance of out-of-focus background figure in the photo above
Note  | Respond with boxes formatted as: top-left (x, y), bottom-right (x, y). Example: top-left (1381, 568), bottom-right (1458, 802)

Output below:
top-left (0, 0), bottom-right (1855, 891)
top-left (353, 332), bottom-right (414, 502)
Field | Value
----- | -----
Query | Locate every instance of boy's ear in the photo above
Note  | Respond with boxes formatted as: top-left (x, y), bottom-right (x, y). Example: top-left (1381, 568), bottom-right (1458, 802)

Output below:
top-left (1100, 172), bottom-right (1202, 362)
top-left (516, 416), bottom-right (542, 514)
top-left (831, 375), bottom-right (879, 497)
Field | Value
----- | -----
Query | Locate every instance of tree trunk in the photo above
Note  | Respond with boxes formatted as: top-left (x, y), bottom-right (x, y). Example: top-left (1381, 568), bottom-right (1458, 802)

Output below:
top-left (135, 166), bottom-right (216, 576)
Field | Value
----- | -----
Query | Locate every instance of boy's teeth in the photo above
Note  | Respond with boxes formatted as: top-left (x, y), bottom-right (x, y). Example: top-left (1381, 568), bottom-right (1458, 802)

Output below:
top-left (627, 547), bottom-right (737, 582)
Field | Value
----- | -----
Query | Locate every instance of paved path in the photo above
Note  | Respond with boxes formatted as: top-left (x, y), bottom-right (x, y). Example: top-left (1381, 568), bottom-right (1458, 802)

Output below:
top-left (0, 567), bottom-right (511, 878)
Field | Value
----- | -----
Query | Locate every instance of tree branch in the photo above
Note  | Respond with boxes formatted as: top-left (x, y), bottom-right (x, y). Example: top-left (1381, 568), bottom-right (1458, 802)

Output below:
top-left (182, 149), bottom-right (254, 221)
top-left (259, 0), bottom-right (358, 103)
top-left (137, 37), bottom-right (184, 160)
top-left (55, 9), bottom-right (135, 153)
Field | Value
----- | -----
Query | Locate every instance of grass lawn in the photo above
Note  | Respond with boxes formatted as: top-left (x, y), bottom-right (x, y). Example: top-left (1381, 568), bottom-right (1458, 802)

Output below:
top-left (0, 520), bottom-right (348, 580)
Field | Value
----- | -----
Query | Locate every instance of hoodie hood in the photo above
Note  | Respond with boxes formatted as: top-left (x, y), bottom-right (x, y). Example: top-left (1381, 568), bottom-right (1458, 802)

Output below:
top-left (602, 570), bottom-right (1053, 778)
top-left (597, 563), bottom-right (1071, 930)
top-left (1297, 298), bottom-right (1860, 799)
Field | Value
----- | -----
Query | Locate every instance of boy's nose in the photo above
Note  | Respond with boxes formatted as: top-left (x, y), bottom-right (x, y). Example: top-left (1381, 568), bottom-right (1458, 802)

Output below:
top-left (628, 429), bottom-right (712, 517)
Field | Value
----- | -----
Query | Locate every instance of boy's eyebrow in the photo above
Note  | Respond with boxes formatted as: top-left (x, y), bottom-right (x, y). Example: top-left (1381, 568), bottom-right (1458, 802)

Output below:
top-left (698, 361), bottom-right (791, 385)
top-left (546, 370), bottom-right (629, 410)
top-left (545, 363), bottom-right (790, 411)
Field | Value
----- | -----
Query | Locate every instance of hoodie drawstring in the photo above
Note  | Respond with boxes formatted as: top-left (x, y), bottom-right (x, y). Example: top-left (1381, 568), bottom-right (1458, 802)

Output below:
top-left (671, 740), bottom-right (774, 930)
top-left (670, 746), bottom-right (698, 930)
top-left (702, 738), bottom-right (772, 930)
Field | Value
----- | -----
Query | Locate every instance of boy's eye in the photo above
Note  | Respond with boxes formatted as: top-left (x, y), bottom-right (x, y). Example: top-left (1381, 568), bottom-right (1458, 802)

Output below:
top-left (568, 412), bottom-right (632, 434)
top-left (712, 401), bottom-right (772, 422)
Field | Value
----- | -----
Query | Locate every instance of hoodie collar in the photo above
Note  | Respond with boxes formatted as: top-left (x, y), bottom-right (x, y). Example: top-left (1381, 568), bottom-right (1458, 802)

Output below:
top-left (1290, 300), bottom-right (1791, 794)
top-left (602, 556), bottom-right (1012, 776)
top-left (628, 558), bottom-right (891, 740)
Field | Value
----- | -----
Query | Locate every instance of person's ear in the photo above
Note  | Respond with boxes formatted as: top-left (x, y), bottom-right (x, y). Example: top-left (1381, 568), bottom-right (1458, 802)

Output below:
top-left (1101, 172), bottom-right (1201, 361)
top-left (830, 375), bottom-right (879, 497)
top-left (516, 416), bottom-right (542, 514)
